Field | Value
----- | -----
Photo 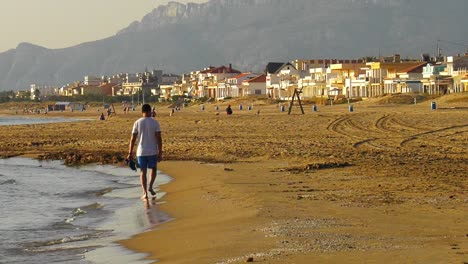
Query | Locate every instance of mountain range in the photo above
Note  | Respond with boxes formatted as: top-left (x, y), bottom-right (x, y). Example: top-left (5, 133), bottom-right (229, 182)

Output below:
top-left (1, 0), bottom-right (467, 91)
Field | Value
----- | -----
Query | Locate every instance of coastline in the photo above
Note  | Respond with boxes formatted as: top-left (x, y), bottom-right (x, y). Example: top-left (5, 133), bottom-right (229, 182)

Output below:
top-left (1, 94), bottom-right (467, 263)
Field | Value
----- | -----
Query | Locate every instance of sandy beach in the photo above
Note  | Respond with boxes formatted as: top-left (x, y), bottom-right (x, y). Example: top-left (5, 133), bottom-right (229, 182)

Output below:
top-left (1, 93), bottom-right (467, 263)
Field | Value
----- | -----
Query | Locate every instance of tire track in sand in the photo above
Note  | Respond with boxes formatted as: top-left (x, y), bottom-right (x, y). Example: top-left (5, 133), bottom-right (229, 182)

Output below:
top-left (327, 115), bottom-right (388, 150)
top-left (400, 124), bottom-right (468, 147)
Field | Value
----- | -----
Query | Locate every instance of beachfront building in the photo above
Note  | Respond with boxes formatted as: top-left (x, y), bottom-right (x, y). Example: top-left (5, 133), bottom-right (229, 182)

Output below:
top-left (158, 74), bottom-right (182, 100)
top-left (448, 55), bottom-right (468, 93)
top-left (194, 65), bottom-right (241, 99)
top-left (97, 83), bottom-right (116, 96)
top-left (225, 73), bottom-right (259, 98)
top-left (421, 63), bottom-right (450, 95)
top-left (300, 67), bottom-right (328, 98)
top-left (461, 75), bottom-right (468, 92)
top-left (297, 59), bottom-right (365, 99)
top-left (162, 73), bottom-right (181, 84)
top-left (363, 56), bottom-right (424, 97)
top-left (265, 62), bottom-right (300, 99)
top-left (61, 82), bottom-right (83, 97)
top-left (330, 63), bottom-right (366, 98)
top-left (178, 74), bottom-right (195, 97)
top-left (81, 85), bottom-right (103, 96)
top-left (117, 71), bottom-right (160, 100)
top-left (241, 74), bottom-right (267, 96)
top-left (83, 76), bottom-right (102, 86)
top-left (30, 84), bottom-right (58, 100)
top-left (185, 71), bottom-right (201, 97)
top-left (382, 62), bottom-right (427, 94)
top-left (159, 83), bottom-right (174, 100)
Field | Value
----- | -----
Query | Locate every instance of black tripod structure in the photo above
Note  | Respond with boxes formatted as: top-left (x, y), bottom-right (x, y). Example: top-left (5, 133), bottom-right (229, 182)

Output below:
top-left (288, 88), bottom-right (305, 115)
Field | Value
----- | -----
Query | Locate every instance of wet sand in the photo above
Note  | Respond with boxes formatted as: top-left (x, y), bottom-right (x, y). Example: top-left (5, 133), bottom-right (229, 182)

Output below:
top-left (1, 93), bottom-right (467, 263)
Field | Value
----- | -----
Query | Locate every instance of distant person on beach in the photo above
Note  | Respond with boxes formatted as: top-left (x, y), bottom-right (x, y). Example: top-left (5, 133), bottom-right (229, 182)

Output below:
top-left (226, 105), bottom-right (233, 115)
top-left (127, 104), bottom-right (163, 200)
top-left (99, 113), bottom-right (105, 121)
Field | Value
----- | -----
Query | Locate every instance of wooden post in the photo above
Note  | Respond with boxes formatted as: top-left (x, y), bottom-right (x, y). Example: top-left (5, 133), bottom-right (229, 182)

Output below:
top-left (288, 89), bottom-right (305, 115)
top-left (111, 103), bottom-right (116, 115)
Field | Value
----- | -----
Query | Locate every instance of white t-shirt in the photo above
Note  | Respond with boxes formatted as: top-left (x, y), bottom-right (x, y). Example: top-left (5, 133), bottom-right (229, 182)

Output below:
top-left (132, 117), bottom-right (161, 157)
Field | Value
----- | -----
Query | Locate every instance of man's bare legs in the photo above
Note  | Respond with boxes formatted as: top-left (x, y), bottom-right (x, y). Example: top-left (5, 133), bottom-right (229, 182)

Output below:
top-left (140, 168), bottom-right (148, 200)
top-left (148, 168), bottom-right (157, 196)
top-left (141, 167), bottom-right (157, 199)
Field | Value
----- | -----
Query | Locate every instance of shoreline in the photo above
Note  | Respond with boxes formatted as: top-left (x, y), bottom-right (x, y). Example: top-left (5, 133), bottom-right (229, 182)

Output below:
top-left (0, 157), bottom-right (169, 264)
top-left (1, 94), bottom-right (467, 263)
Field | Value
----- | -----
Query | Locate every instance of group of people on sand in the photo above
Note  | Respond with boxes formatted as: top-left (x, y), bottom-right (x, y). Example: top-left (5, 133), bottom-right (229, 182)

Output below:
top-left (123, 105), bottom-right (132, 114)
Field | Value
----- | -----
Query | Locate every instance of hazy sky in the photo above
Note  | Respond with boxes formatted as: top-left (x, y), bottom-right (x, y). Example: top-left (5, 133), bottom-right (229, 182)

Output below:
top-left (0, 0), bottom-right (207, 52)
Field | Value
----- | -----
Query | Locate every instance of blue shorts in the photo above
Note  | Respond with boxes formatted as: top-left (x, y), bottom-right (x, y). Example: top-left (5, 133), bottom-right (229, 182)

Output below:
top-left (137, 155), bottom-right (158, 169)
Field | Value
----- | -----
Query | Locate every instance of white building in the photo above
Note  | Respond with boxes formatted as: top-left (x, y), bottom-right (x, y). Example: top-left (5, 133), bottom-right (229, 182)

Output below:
top-left (161, 74), bottom-right (182, 85)
top-left (226, 73), bottom-right (259, 97)
top-left (84, 76), bottom-right (101, 86)
top-left (265, 62), bottom-right (301, 99)
top-left (242, 74), bottom-right (267, 96)
top-left (30, 84), bottom-right (58, 100)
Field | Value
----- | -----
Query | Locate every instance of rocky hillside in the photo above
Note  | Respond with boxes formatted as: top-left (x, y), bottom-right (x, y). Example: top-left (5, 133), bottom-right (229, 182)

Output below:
top-left (0, 0), bottom-right (467, 91)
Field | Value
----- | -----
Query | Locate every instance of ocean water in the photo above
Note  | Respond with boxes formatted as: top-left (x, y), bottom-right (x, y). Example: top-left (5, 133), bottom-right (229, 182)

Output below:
top-left (0, 157), bottom-right (172, 264)
top-left (0, 116), bottom-right (89, 126)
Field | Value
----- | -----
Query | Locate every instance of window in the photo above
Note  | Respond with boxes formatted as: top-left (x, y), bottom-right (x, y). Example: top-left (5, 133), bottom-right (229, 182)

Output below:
top-left (255, 89), bottom-right (262, 95)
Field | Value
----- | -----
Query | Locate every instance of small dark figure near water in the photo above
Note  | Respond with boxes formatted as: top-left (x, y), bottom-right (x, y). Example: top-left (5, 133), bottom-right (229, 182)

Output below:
top-left (100, 113), bottom-right (105, 121)
top-left (226, 105), bottom-right (233, 115)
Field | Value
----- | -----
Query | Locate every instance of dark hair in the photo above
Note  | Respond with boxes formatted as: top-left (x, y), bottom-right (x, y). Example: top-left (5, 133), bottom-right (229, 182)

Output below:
top-left (142, 104), bottom-right (152, 113)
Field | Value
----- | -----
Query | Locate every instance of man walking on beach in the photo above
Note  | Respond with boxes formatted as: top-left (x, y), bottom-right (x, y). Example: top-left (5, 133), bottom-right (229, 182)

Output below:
top-left (127, 104), bottom-right (163, 200)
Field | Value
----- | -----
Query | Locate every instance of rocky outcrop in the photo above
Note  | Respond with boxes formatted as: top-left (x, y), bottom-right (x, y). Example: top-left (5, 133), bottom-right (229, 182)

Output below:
top-left (0, 0), bottom-right (466, 91)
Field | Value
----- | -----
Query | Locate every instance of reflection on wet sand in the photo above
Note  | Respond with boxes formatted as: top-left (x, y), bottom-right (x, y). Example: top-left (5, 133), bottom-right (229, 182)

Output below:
top-left (144, 197), bottom-right (163, 227)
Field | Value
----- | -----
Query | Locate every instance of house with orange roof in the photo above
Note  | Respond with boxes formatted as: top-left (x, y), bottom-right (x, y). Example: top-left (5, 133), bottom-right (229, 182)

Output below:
top-left (62, 82), bottom-right (83, 97)
top-left (80, 85), bottom-right (102, 96)
top-left (98, 83), bottom-right (117, 96)
top-left (383, 62), bottom-right (427, 94)
top-left (225, 72), bottom-right (259, 97)
top-left (241, 74), bottom-right (267, 96)
top-left (195, 64), bottom-right (241, 98)
top-left (364, 55), bottom-right (425, 97)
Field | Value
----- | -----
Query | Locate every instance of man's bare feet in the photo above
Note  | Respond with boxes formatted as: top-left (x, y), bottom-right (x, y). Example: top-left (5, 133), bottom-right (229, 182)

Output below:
top-left (141, 194), bottom-right (148, 200)
top-left (149, 188), bottom-right (156, 196)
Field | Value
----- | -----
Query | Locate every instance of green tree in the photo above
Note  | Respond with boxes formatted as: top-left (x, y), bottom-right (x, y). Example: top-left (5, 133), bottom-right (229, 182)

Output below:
top-left (34, 89), bottom-right (40, 101)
